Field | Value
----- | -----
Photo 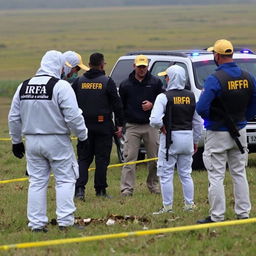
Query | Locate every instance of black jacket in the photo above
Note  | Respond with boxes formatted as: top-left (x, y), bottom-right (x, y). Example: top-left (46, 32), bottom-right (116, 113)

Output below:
top-left (119, 71), bottom-right (163, 124)
top-left (72, 69), bottom-right (124, 132)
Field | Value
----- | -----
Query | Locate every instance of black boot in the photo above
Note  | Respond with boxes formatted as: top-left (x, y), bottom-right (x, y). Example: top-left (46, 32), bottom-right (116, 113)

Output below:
top-left (196, 216), bottom-right (215, 224)
top-left (75, 187), bottom-right (85, 201)
top-left (96, 188), bottom-right (112, 199)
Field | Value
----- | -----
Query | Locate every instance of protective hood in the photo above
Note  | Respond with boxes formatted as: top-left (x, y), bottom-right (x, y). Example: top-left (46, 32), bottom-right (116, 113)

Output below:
top-left (62, 51), bottom-right (89, 77)
top-left (166, 65), bottom-right (186, 91)
top-left (36, 50), bottom-right (64, 79)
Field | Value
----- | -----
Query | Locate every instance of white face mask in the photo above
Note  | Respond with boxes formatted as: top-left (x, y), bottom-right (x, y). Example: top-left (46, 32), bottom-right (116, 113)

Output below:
top-left (63, 65), bottom-right (72, 77)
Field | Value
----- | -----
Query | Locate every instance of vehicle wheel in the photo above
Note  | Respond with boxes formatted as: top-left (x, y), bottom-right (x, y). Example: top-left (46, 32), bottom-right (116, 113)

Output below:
top-left (192, 147), bottom-right (205, 170)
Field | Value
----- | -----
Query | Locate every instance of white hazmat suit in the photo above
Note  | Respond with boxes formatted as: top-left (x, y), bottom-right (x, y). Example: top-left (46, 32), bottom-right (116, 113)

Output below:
top-left (150, 65), bottom-right (202, 210)
top-left (8, 50), bottom-right (88, 230)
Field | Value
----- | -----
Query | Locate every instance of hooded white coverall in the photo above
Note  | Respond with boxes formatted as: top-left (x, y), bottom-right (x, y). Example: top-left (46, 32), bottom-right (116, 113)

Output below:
top-left (150, 65), bottom-right (202, 208)
top-left (8, 50), bottom-right (88, 229)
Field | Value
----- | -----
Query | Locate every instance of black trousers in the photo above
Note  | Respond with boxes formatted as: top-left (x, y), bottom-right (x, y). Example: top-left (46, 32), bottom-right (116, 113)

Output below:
top-left (76, 128), bottom-right (113, 193)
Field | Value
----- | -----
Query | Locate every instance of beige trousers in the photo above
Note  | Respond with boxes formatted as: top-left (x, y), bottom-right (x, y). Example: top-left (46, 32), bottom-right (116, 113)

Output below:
top-left (203, 127), bottom-right (251, 221)
top-left (120, 123), bottom-right (160, 194)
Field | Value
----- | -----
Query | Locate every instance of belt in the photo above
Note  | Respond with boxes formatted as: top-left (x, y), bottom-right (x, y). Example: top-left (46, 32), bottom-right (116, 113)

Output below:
top-left (85, 114), bottom-right (112, 123)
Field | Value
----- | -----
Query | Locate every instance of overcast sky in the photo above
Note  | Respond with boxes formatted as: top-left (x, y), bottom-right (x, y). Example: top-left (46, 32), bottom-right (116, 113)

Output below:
top-left (1, 0), bottom-right (255, 10)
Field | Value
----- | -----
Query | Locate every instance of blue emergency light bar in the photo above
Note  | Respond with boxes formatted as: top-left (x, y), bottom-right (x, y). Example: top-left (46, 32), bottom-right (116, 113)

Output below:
top-left (191, 52), bottom-right (200, 57)
top-left (240, 49), bottom-right (254, 54)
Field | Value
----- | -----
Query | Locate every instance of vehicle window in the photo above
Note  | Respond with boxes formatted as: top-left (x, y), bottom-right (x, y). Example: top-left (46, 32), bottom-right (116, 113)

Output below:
top-left (193, 60), bottom-right (216, 89)
top-left (150, 61), bottom-right (172, 76)
top-left (193, 58), bottom-right (256, 89)
top-left (176, 62), bottom-right (191, 90)
top-left (236, 59), bottom-right (256, 77)
top-left (150, 61), bottom-right (172, 88)
top-left (110, 59), bottom-right (134, 88)
top-left (151, 61), bottom-right (190, 90)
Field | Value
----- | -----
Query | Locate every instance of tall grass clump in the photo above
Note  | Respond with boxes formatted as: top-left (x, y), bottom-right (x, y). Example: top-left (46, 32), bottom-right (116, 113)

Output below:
top-left (0, 80), bottom-right (21, 98)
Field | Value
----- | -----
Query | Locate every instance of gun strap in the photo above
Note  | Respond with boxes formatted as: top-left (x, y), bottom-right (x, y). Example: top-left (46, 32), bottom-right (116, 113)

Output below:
top-left (163, 94), bottom-right (173, 161)
top-left (234, 137), bottom-right (245, 154)
top-left (215, 97), bottom-right (245, 154)
top-left (212, 69), bottom-right (252, 154)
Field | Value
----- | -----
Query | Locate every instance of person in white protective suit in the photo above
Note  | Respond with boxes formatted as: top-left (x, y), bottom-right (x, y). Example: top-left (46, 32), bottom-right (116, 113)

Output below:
top-left (8, 50), bottom-right (88, 232)
top-left (62, 51), bottom-right (89, 83)
top-left (150, 65), bottom-right (203, 214)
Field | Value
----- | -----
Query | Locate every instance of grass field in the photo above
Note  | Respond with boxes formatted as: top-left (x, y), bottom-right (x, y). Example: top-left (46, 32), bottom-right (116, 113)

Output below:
top-left (1, 4), bottom-right (256, 81)
top-left (1, 4), bottom-right (256, 256)
top-left (0, 124), bottom-right (256, 255)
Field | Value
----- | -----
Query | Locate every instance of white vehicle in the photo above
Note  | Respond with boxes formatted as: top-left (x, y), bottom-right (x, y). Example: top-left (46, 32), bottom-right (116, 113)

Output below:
top-left (110, 49), bottom-right (256, 169)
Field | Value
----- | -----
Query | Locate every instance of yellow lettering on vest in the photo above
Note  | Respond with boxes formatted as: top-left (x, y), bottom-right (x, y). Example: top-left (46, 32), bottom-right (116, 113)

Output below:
top-left (238, 79), bottom-right (243, 89)
top-left (185, 97), bottom-right (190, 104)
top-left (228, 81), bottom-right (234, 90)
top-left (173, 96), bottom-right (191, 104)
top-left (244, 79), bottom-right (248, 88)
top-left (81, 83), bottom-right (103, 89)
top-left (228, 79), bottom-right (249, 90)
top-left (234, 80), bottom-right (238, 89)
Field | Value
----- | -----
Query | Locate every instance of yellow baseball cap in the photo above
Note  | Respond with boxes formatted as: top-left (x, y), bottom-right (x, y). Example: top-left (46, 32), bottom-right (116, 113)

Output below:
top-left (134, 55), bottom-right (149, 66)
top-left (76, 53), bottom-right (89, 71)
top-left (207, 39), bottom-right (233, 55)
top-left (64, 51), bottom-right (89, 71)
top-left (158, 70), bottom-right (167, 76)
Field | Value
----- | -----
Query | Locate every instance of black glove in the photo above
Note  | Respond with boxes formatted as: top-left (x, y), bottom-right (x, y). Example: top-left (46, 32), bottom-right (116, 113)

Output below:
top-left (12, 142), bottom-right (25, 159)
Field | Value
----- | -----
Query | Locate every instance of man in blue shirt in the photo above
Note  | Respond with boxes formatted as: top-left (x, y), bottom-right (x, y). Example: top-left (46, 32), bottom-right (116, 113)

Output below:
top-left (196, 39), bottom-right (256, 223)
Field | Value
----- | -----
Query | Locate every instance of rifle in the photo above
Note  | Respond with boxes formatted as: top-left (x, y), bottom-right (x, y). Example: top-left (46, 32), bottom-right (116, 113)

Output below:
top-left (212, 98), bottom-right (245, 154)
top-left (113, 118), bottom-right (125, 162)
top-left (163, 100), bottom-right (173, 161)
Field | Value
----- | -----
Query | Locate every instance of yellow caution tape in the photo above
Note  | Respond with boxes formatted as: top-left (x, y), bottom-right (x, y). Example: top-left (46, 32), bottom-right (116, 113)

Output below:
top-left (0, 137), bottom-right (78, 141)
top-left (0, 218), bottom-right (255, 250)
top-left (0, 158), bottom-right (158, 184)
top-left (0, 177), bottom-right (29, 184)
top-left (0, 138), bottom-right (11, 141)
top-left (105, 157), bottom-right (158, 169)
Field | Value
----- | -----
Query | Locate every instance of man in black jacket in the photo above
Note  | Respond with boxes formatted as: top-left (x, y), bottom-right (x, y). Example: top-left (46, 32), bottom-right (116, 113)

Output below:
top-left (119, 55), bottom-right (164, 196)
top-left (72, 52), bottom-right (124, 200)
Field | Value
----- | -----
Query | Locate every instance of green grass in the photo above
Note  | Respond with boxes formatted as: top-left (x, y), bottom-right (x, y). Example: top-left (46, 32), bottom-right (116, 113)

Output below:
top-left (0, 140), bottom-right (256, 255)
top-left (1, 4), bottom-right (256, 255)
top-left (1, 95), bottom-right (256, 255)
top-left (0, 80), bottom-right (21, 98)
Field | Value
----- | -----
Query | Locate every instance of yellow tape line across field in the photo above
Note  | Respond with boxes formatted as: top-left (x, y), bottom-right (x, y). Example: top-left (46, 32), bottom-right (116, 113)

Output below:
top-left (0, 137), bottom-right (81, 141)
top-left (0, 158), bottom-right (158, 184)
top-left (0, 218), bottom-right (255, 250)
top-left (0, 138), bottom-right (11, 141)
